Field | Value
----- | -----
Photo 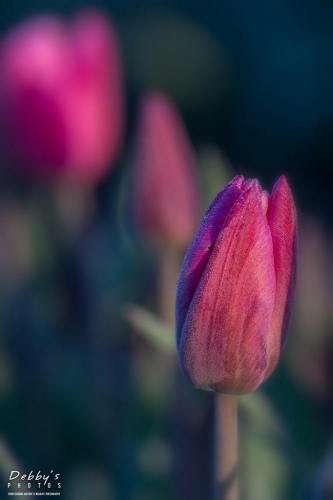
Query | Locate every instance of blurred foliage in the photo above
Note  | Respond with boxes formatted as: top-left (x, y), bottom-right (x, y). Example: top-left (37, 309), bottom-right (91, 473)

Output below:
top-left (124, 304), bottom-right (175, 354)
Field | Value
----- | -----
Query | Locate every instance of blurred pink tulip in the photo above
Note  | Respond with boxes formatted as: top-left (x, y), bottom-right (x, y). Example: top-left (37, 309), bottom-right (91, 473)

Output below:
top-left (132, 91), bottom-right (201, 248)
top-left (0, 11), bottom-right (124, 183)
top-left (176, 175), bottom-right (297, 394)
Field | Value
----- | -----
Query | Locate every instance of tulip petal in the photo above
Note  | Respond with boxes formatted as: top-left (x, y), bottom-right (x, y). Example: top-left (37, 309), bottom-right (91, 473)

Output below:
top-left (178, 182), bottom-right (276, 394)
top-left (133, 92), bottom-right (200, 247)
top-left (176, 175), bottom-right (244, 346)
top-left (265, 176), bottom-right (297, 378)
top-left (0, 13), bottom-right (124, 183)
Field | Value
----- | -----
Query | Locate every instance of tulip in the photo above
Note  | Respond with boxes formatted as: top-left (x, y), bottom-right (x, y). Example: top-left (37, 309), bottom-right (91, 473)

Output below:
top-left (176, 175), bottom-right (297, 394)
top-left (0, 11), bottom-right (124, 183)
top-left (132, 91), bottom-right (200, 248)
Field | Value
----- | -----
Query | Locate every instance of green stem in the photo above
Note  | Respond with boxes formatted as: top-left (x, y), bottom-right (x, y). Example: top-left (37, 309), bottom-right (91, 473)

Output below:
top-left (214, 394), bottom-right (239, 500)
top-left (158, 246), bottom-right (181, 325)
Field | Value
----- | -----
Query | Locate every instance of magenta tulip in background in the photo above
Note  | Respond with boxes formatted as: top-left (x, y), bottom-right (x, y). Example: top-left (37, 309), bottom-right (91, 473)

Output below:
top-left (0, 11), bottom-right (124, 183)
top-left (132, 91), bottom-right (201, 248)
top-left (176, 175), bottom-right (297, 394)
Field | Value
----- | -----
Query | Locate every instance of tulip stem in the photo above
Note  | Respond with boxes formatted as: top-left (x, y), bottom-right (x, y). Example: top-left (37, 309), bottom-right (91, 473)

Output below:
top-left (158, 247), bottom-right (181, 325)
top-left (214, 394), bottom-right (238, 500)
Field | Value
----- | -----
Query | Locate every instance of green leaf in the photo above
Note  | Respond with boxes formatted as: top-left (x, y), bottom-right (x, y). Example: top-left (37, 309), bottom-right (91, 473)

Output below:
top-left (124, 304), bottom-right (176, 354)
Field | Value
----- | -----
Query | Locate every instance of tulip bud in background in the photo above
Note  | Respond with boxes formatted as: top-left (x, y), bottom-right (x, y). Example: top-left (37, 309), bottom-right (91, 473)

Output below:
top-left (130, 91), bottom-right (202, 432)
top-left (0, 11), bottom-right (124, 184)
top-left (176, 175), bottom-right (297, 394)
top-left (132, 91), bottom-right (201, 249)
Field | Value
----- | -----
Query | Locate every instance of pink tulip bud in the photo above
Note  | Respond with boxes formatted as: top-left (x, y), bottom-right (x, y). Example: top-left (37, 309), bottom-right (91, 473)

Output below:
top-left (176, 175), bottom-right (297, 394)
top-left (0, 11), bottom-right (124, 183)
top-left (132, 91), bottom-right (201, 248)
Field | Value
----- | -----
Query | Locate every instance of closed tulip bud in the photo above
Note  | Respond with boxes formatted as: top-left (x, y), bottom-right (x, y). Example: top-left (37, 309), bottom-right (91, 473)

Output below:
top-left (176, 175), bottom-right (297, 394)
top-left (132, 91), bottom-right (201, 248)
top-left (0, 11), bottom-right (124, 183)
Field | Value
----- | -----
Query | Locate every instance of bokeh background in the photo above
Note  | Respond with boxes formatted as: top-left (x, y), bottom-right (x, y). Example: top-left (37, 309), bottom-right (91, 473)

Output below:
top-left (0, 1), bottom-right (333, 499)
